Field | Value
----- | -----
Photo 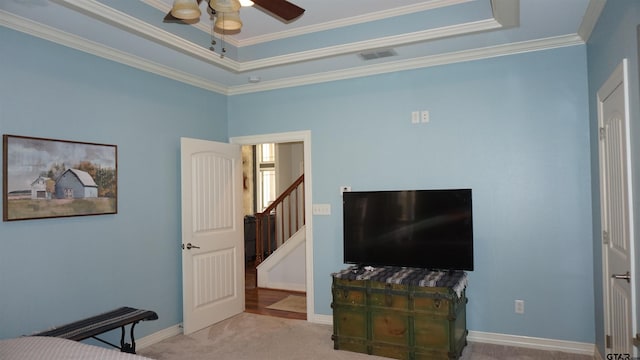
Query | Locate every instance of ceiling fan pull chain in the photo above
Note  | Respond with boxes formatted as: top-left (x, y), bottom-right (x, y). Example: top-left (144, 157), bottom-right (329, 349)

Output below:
top-left (220, 12), bottom-right (226, 58)
top-left (205, 5), bottom-right (226, 58)
top-left (209, 8), bottom-right (218, 54)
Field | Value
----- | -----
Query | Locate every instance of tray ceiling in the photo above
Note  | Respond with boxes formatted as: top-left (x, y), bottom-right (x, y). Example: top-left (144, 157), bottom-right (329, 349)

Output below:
top-left (0, 0), bottom-right (601, 94)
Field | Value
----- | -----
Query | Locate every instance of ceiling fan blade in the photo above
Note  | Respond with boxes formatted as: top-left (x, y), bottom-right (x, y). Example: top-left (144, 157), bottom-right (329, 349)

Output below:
top-left (164, 0), bottom-right (204, 23)
top-left (252, 0), bottom-right (305, 22)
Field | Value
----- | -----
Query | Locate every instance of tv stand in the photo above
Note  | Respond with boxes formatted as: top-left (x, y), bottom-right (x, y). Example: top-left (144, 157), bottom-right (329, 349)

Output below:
top-left (331, 266), bottom-right (468, 360)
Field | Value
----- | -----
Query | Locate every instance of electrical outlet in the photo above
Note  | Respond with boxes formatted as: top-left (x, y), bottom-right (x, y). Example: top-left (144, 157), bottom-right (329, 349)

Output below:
top-left (515, 300), bottom-right (525, 314)
top-left (421, 110), bottom-right (430, 123)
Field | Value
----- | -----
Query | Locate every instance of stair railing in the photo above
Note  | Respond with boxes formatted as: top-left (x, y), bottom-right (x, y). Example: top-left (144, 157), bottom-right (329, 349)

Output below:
top-left (255, 174), bottom-right (305, 265)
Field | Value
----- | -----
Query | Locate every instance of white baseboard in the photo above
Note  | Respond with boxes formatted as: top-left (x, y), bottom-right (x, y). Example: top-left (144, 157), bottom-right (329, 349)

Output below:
top-left (311, 315), bottom-right (595, 356)
top-left (310, 313), bottom-right (333, 325)
top-left (467, 330), bottom-right (596, 356)
top-left (594, 348), bottom-right (604, 360)
top-left (136, 324), bottom-right (183, 350)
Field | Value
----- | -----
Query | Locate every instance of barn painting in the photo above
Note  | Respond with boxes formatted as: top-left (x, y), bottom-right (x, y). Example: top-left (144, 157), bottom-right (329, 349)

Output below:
top-left (55, 169), bottom-right (98, 199)
top-left (3, 135), bottom-right (117, 221)
top-left (30, 176), bottom-right (53, 200)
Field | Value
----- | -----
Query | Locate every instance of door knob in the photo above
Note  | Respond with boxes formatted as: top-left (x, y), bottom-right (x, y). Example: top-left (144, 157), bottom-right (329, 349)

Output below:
top-left (183, 243), bottom-right (201, 250)
top-left (611, 271), bottom-right (631, 283)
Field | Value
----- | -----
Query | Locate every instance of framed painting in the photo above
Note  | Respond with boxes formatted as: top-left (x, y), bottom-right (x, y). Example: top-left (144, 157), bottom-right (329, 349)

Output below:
top-left (2, 134), bottom-right (117, 221)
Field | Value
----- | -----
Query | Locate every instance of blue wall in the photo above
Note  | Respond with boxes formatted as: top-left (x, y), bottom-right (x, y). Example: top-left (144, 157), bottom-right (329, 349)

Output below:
top-left (1, 16), bottom-right (597, 346)
top-left (586, 0), bottom-right (640, 355)
top-left (229, 46), bottom-right (594, 342)
top-left (0, 27), bottom-right (227, 340)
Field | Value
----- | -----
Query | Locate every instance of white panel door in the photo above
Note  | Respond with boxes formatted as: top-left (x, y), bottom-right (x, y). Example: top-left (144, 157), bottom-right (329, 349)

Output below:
top-left (598, 60), bottom-right (634, 356)
top-left (181, 137), bottom-right (244, 335)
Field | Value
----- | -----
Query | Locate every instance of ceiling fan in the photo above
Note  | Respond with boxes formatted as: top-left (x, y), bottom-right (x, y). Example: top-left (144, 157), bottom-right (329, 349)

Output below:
top-left (165, 0), bottom-right (305, 31)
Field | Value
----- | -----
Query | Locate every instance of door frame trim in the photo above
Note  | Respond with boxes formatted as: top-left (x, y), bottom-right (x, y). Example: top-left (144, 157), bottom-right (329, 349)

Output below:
top-left (230, 130), bottom-right (315, 321)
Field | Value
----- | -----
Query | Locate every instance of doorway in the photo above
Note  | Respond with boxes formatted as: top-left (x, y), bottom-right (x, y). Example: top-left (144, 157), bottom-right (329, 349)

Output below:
top-left (231, 131), bottom-right (314, 321)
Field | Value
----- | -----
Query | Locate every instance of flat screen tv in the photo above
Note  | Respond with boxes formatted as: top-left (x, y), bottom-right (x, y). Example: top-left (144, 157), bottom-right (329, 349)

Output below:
top-left (343, 189), bottom-right (473, 271)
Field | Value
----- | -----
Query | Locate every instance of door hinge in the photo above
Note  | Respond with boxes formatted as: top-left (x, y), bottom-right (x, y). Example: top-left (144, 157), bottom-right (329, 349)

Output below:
top-left (606, 334), bottom-right (612, 349)
top-left (599, 127), bottom-right (606, 141)
top-left (603, 230), bottom-right (610, 244)
top-left (634, 333), bottom-right (640, 347)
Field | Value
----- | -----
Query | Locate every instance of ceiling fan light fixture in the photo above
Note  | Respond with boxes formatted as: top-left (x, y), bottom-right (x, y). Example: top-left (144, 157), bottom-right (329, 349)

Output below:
top-left (214, 11), bottom-right (242, 31)
top-left (170, 0), bottom-right (201, 20)
top-left (209, 0), bottom-right (241, 13)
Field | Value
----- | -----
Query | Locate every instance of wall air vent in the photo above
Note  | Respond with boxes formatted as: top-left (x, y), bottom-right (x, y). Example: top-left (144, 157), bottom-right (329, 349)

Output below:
top-left (359, 49), bottom-right (397, 61)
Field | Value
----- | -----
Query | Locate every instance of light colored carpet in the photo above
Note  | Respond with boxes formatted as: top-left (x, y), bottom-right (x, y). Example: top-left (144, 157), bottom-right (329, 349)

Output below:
top-left (265, 295), bottom-right (306, 313)
top-left (138, 312), bottom-right (594, 360)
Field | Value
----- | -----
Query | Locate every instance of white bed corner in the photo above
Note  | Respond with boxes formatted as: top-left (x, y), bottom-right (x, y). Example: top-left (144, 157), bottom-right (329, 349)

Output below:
top-left (0, 336), bottom-right (154, 360)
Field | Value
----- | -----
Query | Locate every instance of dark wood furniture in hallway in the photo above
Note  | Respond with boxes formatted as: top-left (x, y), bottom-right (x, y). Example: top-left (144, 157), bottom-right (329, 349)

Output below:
top-left (244, 261), bottom-right (306, 320)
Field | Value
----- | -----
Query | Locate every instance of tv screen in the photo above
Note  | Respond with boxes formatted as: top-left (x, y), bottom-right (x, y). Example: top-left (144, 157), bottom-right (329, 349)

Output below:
top-left (343, 189), bottom-right (473, 271)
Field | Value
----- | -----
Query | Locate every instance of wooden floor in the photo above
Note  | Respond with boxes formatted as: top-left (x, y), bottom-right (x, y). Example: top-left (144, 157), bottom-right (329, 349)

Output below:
top-left (244, 261), bottom-right (306, 320)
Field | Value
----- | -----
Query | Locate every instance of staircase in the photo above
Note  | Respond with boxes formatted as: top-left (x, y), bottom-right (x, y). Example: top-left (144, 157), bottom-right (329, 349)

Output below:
top-left (254, 174), bottom-right (305, 290)
top-left (256, 226), bottom-right (306, 291)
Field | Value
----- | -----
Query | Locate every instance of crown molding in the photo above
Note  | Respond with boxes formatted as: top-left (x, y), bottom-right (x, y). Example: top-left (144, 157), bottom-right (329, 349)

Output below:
top-left (577, 0), bottom-right (606, 41)
top-left (236, 18), bottom-right (501, 72)
top-left (55, 0), bottom-right (504, 72)
top-left (0, 10), bottom-right (228, 94)
top-left (140, 0), bottom-right (474, 48)
top-left (1, 7), bottom-right (583, 96)
top-left (56, 0), bottom-right (238, 70)
top-left (234, 0), bottom-right (474, 47)
top-left (227, 34), bottom-right (584, 95)
top-left (2, 1), bottom-right (582, 96)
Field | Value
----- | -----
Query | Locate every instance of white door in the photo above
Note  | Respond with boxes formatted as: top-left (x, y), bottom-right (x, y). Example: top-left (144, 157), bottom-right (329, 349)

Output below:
top-left (181, 137), bottom-right (244, 335)
top-left (598, 60), bottom-right (635, 355)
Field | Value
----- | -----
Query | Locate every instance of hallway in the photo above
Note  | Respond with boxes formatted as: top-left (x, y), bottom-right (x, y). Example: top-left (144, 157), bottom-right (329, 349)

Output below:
top-left (244, 261), bottom-right (306, 320)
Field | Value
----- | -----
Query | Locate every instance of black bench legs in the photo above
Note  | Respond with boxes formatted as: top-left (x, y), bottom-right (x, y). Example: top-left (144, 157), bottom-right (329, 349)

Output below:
top-left (32, 307), bottom-right (158, 354)
top-left (89, 320), bottom-right (143, 353)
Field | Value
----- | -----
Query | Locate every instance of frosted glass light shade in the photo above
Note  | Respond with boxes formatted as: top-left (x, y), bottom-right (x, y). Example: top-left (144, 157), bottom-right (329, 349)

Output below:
top-left (239, 0), bottom-right (254, 6)
top-left (214, 11), bottom-right (242, 31)
top-left (210, 0), bottom-right (241, 13)
top-left (171, 0), bottom-right (201, 20)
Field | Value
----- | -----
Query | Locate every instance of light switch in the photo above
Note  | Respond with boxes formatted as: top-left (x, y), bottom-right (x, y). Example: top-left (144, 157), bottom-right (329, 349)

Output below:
top-left (312, 204), bottom-right (331, 215)
top-left (411, 111), bottom-right (420, 124)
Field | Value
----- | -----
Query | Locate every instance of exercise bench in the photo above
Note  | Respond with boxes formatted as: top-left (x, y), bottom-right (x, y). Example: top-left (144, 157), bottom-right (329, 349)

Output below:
top-left (32, 306), bottom-right (158, 354)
